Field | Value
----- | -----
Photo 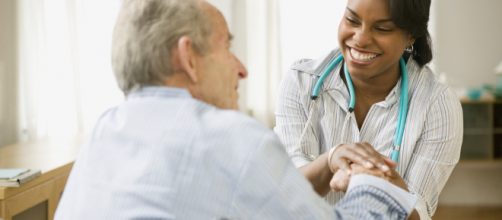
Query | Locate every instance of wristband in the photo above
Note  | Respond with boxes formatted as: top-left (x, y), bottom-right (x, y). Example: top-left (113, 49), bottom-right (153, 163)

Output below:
top-left (327, 144), bottom-right (343, 173)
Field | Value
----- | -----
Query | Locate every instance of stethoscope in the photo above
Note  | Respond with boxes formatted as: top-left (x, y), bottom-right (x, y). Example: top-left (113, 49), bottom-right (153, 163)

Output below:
top-left (298, 54), bottom-right (409, 163)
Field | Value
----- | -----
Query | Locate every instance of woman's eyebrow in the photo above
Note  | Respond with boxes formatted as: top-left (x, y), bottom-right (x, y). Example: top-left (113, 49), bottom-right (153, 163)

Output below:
top-left (346, 7), bottom-right (393, 23)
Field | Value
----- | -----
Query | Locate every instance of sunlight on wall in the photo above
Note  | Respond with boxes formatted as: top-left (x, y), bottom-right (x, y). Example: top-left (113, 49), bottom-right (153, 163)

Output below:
top-left (17, 0), bottom-right (123, 141)
top-left (279, 0), bottom-right (345, 71)
top-left (73, 0), bottom-right (124, 134)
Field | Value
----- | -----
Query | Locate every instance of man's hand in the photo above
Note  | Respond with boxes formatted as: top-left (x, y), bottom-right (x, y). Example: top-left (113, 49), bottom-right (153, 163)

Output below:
top-left (326, 142), bottom-right (408, 193)
top-left (330, 168), bottom-right (350, 192)
top-left (329, 157), bottom-right (408, 192)
top-left (330, 163), bottom-right (388, 192)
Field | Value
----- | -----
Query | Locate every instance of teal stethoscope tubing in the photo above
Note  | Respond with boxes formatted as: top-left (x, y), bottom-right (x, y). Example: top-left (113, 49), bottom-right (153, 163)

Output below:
top-left (310, 54), bottom-right (409, 163)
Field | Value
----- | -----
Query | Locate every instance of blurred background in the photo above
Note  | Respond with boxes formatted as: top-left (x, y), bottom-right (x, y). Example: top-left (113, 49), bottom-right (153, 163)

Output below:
top-left (0, 0), bottom-right (501, 219)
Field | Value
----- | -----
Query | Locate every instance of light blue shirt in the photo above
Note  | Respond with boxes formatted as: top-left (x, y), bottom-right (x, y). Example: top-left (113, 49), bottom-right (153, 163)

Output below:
top-left (56, 86), bottom-right (416, 219)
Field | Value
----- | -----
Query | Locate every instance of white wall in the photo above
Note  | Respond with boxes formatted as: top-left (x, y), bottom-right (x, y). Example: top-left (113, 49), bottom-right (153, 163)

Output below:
top-left (0, 0), bottom-right (17, 147)
top-left (434, 0), bottom-right (502, 89)
top-left (278, 0), bottom-right (345, 72)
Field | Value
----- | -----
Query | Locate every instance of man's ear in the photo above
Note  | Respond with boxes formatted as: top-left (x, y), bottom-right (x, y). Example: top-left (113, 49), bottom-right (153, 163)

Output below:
top-left (177, 36), bottom-right (198, 83)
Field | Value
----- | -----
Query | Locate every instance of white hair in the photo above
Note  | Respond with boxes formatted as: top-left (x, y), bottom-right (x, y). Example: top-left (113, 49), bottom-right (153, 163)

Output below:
top-left (112, 0), bottom-right (212, 94)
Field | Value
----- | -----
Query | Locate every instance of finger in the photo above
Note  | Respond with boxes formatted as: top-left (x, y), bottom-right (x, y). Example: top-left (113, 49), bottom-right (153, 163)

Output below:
top-left (329, 177), bottom-right (337, 191)
top-left (358, 143), bottom-right (391, 172)
top-left (383, 156), bottom-right (397, 168)
top-left (350, 163), bottom-right (386, 177)
top-left (334, 148), bottom-right (368, 172)
top-left (376, 154), bottom-right (397, 176)
top-left (336, 144), bottom-right (374, 167)
top-left (346, 143), bottom-right (388, 170)
top-left (337, 158), bottom-right (352, 174)
top-left (331, 170), bottom-right (350, 192)
top-left (334, 144), bottom-right (389, 172)
top-left (330, 176), bottom-right (345, 192)
top-left (352, 149), bottom-right (375, 168)
top-left (330, 171), bottom-right (342, 191)
top-left (387, 167), bottom-right (400, 178)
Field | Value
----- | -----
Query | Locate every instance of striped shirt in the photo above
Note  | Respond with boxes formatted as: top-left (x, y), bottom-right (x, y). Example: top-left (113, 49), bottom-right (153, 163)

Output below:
top-left (55, 86), bottom-right (416, 219)
top-left (274, 49), bottom-right (463, 220)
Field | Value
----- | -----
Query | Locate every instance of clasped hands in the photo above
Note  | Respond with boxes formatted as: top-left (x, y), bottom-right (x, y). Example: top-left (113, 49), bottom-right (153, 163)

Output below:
top-left (327, 142), bottom-right (408, 192)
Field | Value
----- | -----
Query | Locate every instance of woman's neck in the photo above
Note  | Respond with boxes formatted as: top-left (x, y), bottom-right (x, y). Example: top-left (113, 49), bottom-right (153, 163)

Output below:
top-left (351, 65), bottom-right (400, 103)
top-left (342, 63), bottom-right (401, 129)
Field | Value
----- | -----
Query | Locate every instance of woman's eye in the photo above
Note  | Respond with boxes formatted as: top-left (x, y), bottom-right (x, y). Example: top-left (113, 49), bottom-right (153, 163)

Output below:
top-left (345, 17), bottom-right (359, 25)
top-left (376, 27), bottom-right (392, 32)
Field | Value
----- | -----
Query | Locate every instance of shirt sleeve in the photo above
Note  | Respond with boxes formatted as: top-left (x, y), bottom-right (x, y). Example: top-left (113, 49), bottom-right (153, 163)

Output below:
top-left (231, 132), bottom-right (415, 220)
top-left (231, 132), bottom-right (334, 219)
top-left (337, 174), bottom-right (417, 220)
top-left (403, 89), bottom-right (463, 219)
top-left (274, 66), bottom-right (320, 168)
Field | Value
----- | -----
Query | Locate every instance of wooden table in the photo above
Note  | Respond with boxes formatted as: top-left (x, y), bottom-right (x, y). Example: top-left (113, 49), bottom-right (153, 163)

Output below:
top-left (0, 137), bottom-right (82, 220)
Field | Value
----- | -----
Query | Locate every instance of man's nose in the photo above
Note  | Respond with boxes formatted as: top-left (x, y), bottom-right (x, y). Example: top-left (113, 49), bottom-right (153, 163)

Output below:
top-left (235, 56), bottom-right (248, 79)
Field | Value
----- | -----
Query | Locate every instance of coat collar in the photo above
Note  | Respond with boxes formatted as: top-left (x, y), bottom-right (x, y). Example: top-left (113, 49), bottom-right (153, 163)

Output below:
top-left (293, 48), bottom-right (422, 109)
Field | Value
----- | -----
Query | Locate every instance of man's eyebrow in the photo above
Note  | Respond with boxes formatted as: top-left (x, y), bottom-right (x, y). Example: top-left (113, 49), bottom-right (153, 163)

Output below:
top-left (346, 7), bottom-right (393, 23)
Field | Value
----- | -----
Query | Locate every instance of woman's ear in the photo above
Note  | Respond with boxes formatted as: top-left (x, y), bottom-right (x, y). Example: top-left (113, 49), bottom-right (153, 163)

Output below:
top-left (408, 34), bottom-right (416, 47)
top-left (177, 36), bottom-right (198, 83)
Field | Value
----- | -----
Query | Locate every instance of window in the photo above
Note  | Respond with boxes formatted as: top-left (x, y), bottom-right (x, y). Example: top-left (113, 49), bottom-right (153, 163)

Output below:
top-left (17, 0), bottom-right (123, 141)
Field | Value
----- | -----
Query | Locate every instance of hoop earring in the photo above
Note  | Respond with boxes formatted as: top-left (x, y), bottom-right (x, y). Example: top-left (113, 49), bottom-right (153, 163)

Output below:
top-left (405, 44), bottom-right (414, 53)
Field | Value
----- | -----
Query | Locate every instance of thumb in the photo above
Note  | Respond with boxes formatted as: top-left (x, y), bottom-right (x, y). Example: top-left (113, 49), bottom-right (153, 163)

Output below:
top-left (383, 156), bottom-right (397, 168)
top-left (338, 158), bottom-right (352, 174)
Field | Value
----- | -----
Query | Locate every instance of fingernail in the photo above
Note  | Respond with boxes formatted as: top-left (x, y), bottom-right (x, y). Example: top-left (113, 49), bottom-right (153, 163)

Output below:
top-left (364, 161), bottom-right (373, 168)
top-left (381, 165), bottom-right (390, 172)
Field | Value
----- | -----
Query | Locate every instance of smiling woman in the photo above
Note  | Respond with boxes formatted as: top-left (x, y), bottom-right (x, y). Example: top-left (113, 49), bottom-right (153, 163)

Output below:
top-left (274, 0), bottom-right (463, 219)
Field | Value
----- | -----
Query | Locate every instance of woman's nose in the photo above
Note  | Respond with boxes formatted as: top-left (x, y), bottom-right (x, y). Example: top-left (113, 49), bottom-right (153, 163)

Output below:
top-left (353, 27), bottom-right (372, 48)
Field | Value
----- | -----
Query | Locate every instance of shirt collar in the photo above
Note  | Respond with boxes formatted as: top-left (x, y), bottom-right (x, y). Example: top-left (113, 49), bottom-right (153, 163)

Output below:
top-left (304, 49), bottom-right (420, 109)
top-left (291, 49), bottom-right (342, 76)
top-left (127, 86), bottom-right (193, 99)
top-left (382, 57), bottom-right (420, 108)
top-left (363, 58), bottom-right (421, 108)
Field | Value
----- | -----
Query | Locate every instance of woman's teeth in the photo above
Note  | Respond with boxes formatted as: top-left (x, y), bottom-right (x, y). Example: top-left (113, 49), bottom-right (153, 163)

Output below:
top-left (350, 48), bottom-right (378, 61)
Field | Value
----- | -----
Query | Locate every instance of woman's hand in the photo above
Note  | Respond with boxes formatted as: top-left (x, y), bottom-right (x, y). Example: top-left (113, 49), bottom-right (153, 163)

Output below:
top-left (327, 142), bottom-right (396, 175)
top-left (385, 168), bottom-right (409, 192)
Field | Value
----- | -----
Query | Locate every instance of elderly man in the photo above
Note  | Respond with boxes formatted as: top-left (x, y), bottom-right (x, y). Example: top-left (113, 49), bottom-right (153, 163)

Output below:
top-left (55, 0), bottom-right (416, 219)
